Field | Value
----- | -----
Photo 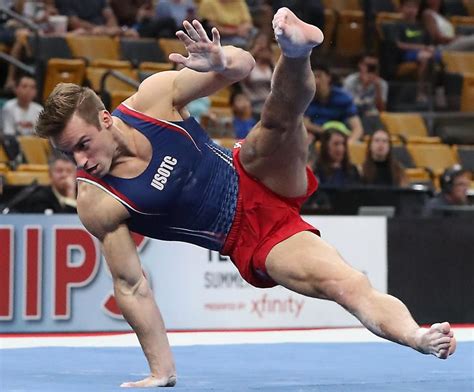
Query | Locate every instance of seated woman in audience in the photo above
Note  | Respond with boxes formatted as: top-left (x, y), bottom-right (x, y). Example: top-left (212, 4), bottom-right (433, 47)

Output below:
top-left (361, 129), bottom-right (408, 187)
top-left (419, 0), bottom-right (474, 51)
top-left (314, 123), bottom-right (361, 187)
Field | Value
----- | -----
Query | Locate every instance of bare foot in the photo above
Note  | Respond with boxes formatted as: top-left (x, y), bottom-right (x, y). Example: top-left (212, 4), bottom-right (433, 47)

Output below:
top-left (120, 374), bottom-right (177, 388)
top-left (414, 322), bottom-right (456, 359)
top-left (272, 7), bottom-right (324, 58)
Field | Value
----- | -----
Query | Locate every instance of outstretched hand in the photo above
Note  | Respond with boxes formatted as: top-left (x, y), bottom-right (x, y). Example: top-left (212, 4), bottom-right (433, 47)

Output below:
top-left (169, 20), bottom-right (227, 73)
top-left (120, 374), bottom-right (177, 388)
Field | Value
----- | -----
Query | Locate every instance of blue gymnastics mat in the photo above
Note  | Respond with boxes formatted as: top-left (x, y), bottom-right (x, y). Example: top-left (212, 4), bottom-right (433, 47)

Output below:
top-left (1, 342), bottom-right (473, 391)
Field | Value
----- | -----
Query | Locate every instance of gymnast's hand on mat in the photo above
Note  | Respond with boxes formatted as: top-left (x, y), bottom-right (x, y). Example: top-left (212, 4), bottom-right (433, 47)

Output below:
top-left (120, 374), bottom-right (177, 388)
top-left (169, 20), bottom-right (226, 73)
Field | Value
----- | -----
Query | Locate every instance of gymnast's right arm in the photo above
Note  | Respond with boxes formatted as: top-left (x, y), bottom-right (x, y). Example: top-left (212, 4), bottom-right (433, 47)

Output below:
top-left (77, 184), bottom-right (177, 387)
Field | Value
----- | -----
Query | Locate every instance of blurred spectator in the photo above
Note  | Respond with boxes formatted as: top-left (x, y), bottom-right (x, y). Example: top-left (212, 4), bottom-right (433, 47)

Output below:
top-left (396, 0), bottom-right (439, 103)
top-left (361, 129), bottom-right (408, 187)
top-left (423, 165), bottom-right (472, 216)
top-left (2, 1), bottom-right (58, 90)
top-left (343, 55), bottom-right (388, 116)
top-left (240, 32), bottom-right (273, 118)
top-left (314, 122), bottom-right (361, 187)
top-left (109, 0), bottom-right (176, 38)
top-left (231, 91), bottom-right (256, 139)
top-left (155, 0), bottom-right (196, 28)
top-left (198, 0), bottom-right (253, 47)
top-left (419, 0), bottom-right (474, 51)
top-left (54, 0), bottom-right (137, 37)
top-left (2, 74), bottom-right (42, 136)
top-left (304, 64), bottom-right (364, 143)
top-left (17, 153), bottom-right (77, 213)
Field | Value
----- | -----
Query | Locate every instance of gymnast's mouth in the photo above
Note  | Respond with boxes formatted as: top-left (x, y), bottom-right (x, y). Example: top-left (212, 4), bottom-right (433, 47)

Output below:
top-left (86, 164), bottom-right (99, 174)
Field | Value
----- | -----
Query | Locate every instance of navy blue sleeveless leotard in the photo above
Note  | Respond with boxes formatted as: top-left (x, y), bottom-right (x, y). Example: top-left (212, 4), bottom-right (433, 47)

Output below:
top-left (76, 103), bottom-right (239, 251)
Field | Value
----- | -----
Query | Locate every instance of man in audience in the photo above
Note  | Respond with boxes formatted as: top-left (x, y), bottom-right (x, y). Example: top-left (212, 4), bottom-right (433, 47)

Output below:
top-left (17, 153), bottom-right (77, 213)
top-left (230, 91), bottom-right (256, 139)
top-left (395, 0), bottom-right (439, 103)
top-left (304, 64), bottom-right (364, 143)
top-left (2, 74), bottom-right (43, 136)
top-left (423, 165), bottom-right (472, 216)
top-left (343, 54), bottom-right (388, 116)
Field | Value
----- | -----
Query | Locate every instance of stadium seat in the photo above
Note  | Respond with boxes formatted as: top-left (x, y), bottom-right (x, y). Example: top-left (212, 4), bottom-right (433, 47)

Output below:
top-left (16, 163), bottom-right (49, 172)
top-left (465, 0), bottom-right (474, 16)
top-left (460, 73), bottom-right (474, 112)
top-left (334, 11), bottom-right (365, 57)
top-left (348, 141), bottom-right (368, 167)
top-left (42, 58), bottom-right (86, 101)
top-left (209, 87), bottom-right (231, 108)
top-left (321, 8), bottom-right (336, 52)
top-left (404, 167), bottom-right (433, 185)
top-left (323, 0), bottom-right (362, 12)
top-left (89, 59), bottom-right (132, 69)
top-left (17, 136), bottom-right (50, 165)
top-left (380, 112), bottom-right (441, 143)
top-left (442, 51), bottom-right (474, 73)
top-left (66, 35), bottom-right (120, 63)
top-left (5, 170), bottom-right (50, 186)
top-left (0, 144), bottom-right (8, 164)
top-left (158, 38), bottom-right (187, 59)
top-left (454, 145), bottom-right (474, 171)
top-left (407, 143), bottom-right (459, 176)
top-left (138, 62), bottom-right (174, 74)
top-left (0, 162), bottom-right (8, 175)
top-left (375, 12), bottom-right (403, 35)
top-left (110, 90), bottom-right (135, 111)
top-left (120, 38), bottom-right (166, 66)
top-left (392, 144), bottom-right (415, 168)
top-left (86, 67), bottom-right (139, 93)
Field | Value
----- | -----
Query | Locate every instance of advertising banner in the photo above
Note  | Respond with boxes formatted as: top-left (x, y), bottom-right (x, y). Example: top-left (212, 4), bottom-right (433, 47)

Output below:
top-left (0, 215), bottom-right (387, 332)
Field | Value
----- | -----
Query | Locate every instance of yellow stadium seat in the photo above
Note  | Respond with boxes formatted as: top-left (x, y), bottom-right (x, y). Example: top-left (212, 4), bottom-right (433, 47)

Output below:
top-left (335, 10), bottom-right (365, 57)
top-left (0, 144), bottom-right (8, 164)
top-left (460, 73), bottom-right (474, 112)
top-left (158, 38), bottom-right (187, 59)
top-left (17, 136), bottom-right (50, 165)
top-left (380, 112), bottom-right (441, 143)
top-left (86, 67), bottom-right (139, 93)
top-left (42, 58), bottom-right (86, 101)
top-left (66, 35), bottom-right (120, 62)
top-left (442, 51), bottom-right (474, 74)
top-left (323, 0), bottom-right (362, 12)
top-left (209, 87), bottom-right (231, 108)
top-left (321, 8), bottom-right (337, 52)
top-left (110, 90), bottom-right (136, 111)
top-left (348, 141), bottom-right (368, 166)
top-left (407, 143), bottom-right (459, 176)
top-left (16, 164), bottom-right (49, 172)
top-left (404, 167), bottom-right (432, 183)
top-left (139, 62), bottom-right (174, 73)
top-left (5, 170), bottom-right (50, 186)
top-left (0, 162), bottom-right (8, 175)
top-left (90, 59), bottom-right (132, 69)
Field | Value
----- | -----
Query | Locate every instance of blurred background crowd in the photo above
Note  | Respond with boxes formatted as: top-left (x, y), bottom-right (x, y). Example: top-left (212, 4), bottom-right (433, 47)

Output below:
top-left (0, 0), bottom-right (473, 217)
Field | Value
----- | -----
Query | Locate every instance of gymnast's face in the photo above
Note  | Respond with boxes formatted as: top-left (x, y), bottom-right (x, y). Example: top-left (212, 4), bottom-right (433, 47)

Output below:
top-left (53, 111), bottom-right (116, 178)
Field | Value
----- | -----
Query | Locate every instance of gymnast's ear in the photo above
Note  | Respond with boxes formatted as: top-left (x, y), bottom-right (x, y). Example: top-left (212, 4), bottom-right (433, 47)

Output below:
top-left (100, 110), bottom-right (113, 130)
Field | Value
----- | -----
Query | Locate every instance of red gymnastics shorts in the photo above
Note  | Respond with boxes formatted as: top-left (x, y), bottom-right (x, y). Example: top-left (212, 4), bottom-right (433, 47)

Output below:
top-left (221, 144), bottom-right (320, 288)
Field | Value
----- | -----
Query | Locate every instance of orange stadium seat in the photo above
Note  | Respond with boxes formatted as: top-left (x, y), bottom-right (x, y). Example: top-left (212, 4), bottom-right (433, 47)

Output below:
top-left (321, 8), bottom-right (337, 52)
top-left (42, 58), bottom-right (86, 101)
top-left (5, 170), bottom-right (50, 186)
top-left (442, 51), bottom-right (474, 73)
top-left (86, 67), bottom-right (139, 93)
top-left (66, 35), bottom-right (120, 63)
top-left (380, 112), bottom-right (441, 143)
top-left (17, 136), bottom-right (51, 165)
top-left (407, 143), bottom-right (459, 176)
top-left (209, 87), bottom-right (231, 108)
top-left (158, 38), bottom-right (187, 59)
top-left (323, 0), bottom-right (362, 12)
top-left (465, 0), bottom-right (474, 16)
top-left (138, 62), bottom-right (174, 74)
top-left (334, 10), bottom-right (365, 57)
top-left (0, 144), bottom-right (9, 164)
top-left (460, 73), bottom-right (474, 112)
top-left (348, 141), bottom-right (368, 167)
top-left (110, 90), bottom-right (136, 111)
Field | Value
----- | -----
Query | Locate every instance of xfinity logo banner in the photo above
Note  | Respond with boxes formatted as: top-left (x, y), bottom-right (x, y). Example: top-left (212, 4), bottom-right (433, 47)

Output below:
top-left (0, 215), bottom-right (386, 332)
